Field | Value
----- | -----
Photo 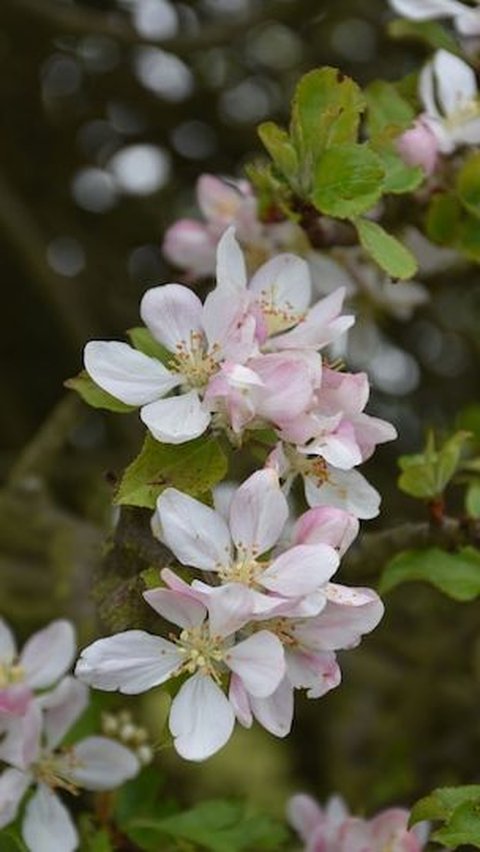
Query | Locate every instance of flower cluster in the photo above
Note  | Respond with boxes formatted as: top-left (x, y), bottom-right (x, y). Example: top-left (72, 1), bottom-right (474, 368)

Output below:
top-left (76, 229), bottom-right (395, 761)
top-left (0, 618), bottom-right (140, 852)
top-left (390, 0), bottom-right (480, 38)
top-left (287, 792), bottom-right (429, 851)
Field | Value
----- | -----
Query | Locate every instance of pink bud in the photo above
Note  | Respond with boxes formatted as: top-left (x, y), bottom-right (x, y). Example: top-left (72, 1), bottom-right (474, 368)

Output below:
top-left (162, 220), bottom-right (216, 277)
top-left (396, 116), bottom-right (439, 176)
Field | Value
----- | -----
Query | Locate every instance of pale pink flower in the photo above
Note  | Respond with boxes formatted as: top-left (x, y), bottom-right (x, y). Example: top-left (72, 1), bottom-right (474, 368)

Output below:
top-left (75, 583), bottom-right (285, 761)
top-left (418, 50), bottom-right (480, 154)
top-left (287, 793), bottom-right (429, 852)
top-left (390, 0), bottom-right (480, 37)
top-left (0, 676), bottom-right (139, 852)
top-left (0, 618), bottom-right (75, 718)
top-left (396, 117), bottom-right (439, 176)
top-left (153, 469), bottom-right (340, 615)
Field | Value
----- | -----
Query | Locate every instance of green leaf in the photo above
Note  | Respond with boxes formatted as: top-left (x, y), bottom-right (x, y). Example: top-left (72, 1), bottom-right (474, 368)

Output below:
top-left (0, 829), bottom-right (28, 851)
top-left (312, 144), bottom-right (384, 219)
top-left (379, 547), bottom-right (480, 601)
top-left (365, 80), bottom-right (415, 137)
top-left (466, 481), bottom-right (480, 517)
top-left (291, 67), bottom-right (365, 190)
top-left (434, 801), bottom-right (480, 848)
top-left (115, 434), bottom-right (228, 509)
top-left (398, 431), bottom-right (471, 499)
top-left (127, 800), bottom-right (288, 852)
top-left (65, 371), bottom-right (135, 413)
top-left (411, 785), bottom-right (480, 825)
top-left (127, 327), bottom-right (171, 364)
top-left (388, 18), bottom-right (460, 54)
top-left (457, 152), bottom-right (480, 219)
top-left (426, 192), bottom-right (461, 245)
top-left (258, 122), bottom-right (299, 181)
top-left (355, 218), bottom-right (417, 279)
top-left (457, 214), bottom-right (480, 261)
top-left (115, 766), bottom-right (166, 828)
top-left (372, 143), bottom-right (423, 195)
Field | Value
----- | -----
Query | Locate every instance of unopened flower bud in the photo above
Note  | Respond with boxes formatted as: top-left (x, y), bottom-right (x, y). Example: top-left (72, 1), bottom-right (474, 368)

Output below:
top-left (396, 117), bottom-right (439, 176)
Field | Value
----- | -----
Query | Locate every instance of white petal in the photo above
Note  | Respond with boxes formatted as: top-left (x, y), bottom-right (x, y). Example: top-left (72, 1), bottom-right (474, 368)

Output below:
top-left (419, 63), bottom-right (440, 121)
top-left (23, 785), bottom-right (78, 852)
top-left (205, 584), bottom-right (255, 637)
top-left (75, 631), bottom-right (182, 694)
top-left (262, 544), bottom-right (339, 597)
top-left (21, 620), bottom-right (76, 690)
top-left (270, 288), bottom-right (354, 350)
top-left (457, 9), bottom-right (480, 35)
top-left (228, 674), bottom-right (252, 728)
top-left (0, 619), bottom-right (16, 665)
top-left (229, 469), bottom-right (288, 556)
top-left (249, 678), bottom-right (293, 737)
top-left (293, 506), bottom-right (359, 556)
top-left (38, 677), bottom-right (88, 750)
top-left (433, 49), bottom-right (478, 115)
top-left (69, 737), bottom-right (140, 790)
top-left (297, 585), bottom-right (384, 650)
top-left (156, 488), bottom-right (232, 570)
top-left (286, 648), bottom-right (341, 696)
top-left (143, 588), bottom-right (206, 628)
top-left (141, 390), bottom-right (211, 444)
top-left (0, 768), bottom-right (30, 829)
top-left (169, 673), bottom-right (235, 761)
top-left (226, 631), bottom-right (285, 697)
top-left (304, 468), bottom-right (381, 520)
top-left (0, 703), bottom-right (42, 770)
top-left (287, 793), bottom-right (324, 842)
top-left (215, 227), bottom-right (247, 294)
top-left (140, 284), bottom-right (204, 352)
top-left (84, 341), bottom-right (178, 405)
top-left (249, 254), bottom-right (311, 318)
top-left (390, 0), bottom-right (466, 20)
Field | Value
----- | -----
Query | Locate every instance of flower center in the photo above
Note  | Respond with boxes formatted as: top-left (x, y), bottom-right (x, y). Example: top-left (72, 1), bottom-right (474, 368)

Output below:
top-left (286, 446), bottom-right (330, 487)
top-left (445, 98), bottom-right (480, 129)
top-left (257, 293), bottom-right (305, 336)
top-left (34, 749), bottom-right (81, 795)
top-left (217, 545), bottom-right (266, 588)
top-left (258, 617), bottom-right (298, 647)
top-left (0, 661), bottom-right (24, 688)
top-left (169, 332), bottom-right (220, 389)
top-left (176, 625), bottom-right (225, 680)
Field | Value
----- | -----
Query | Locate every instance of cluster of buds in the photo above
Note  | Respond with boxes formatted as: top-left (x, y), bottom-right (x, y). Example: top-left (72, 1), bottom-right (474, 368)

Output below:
top-left (0, 618), bottom-right (142, 852)
top-left (77, 228), bottom-right (395, 761)
top-left (102, 710), bottom-right (153, 766)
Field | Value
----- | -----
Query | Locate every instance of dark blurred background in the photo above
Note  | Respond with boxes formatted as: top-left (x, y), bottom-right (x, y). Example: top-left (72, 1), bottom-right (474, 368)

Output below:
top-left (2, 0), bottom-right (480, 829)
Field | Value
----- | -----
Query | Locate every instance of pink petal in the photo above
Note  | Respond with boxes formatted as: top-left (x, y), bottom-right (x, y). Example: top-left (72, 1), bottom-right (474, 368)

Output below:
top-left (249, 677), bottom-right (294, 737)
top-left (162, 219), bottom-right (216, 277)
top-left (229, 469), bottom-right (288, 556)
top-left (270, 288), bottom-right (354, 350)
top-left (228, 673), bottom-right (252, 728)
top-left (0, 702), bottom-right (42, 770)
top-left (293, 507), bottom-right (359, 556)
top-left (0, 619), bottom-right (16, 664)
top-left (287, 793), bottom-right (325, 842)
top-left (198, 175), bottom-right (245, 226)
top-left (205, 584), bottom-right (255, 637)
top-left (215, 226), bottom-right (247, 294)
top-left (294, 587), bottom-right (384, 651)
top-left (226, 630), bottom-right (285, 698)
top-left (144, 587), bottom-right (207, 629)
top-left (169, 672), bottom-right (235, 761)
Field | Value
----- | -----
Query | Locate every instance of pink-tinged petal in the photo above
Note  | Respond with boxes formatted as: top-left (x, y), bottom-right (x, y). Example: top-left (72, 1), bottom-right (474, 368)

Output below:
top-left (369, 808), bottom-right (421, 851)
top-left (21, 620), bottom-right (75, 690)
top-left (68, 737), bottom-right (140, 790)
top-left (396, 118), bottom-right (439, 176)
top-left (249, 677), bottom-right (293, 737)
top-left (390, 0), bottom-right (465, 21)
top-left (141, 390), bottom-right (211, 444)
top-left (38, 677), bottom-right (88, 750)
top-left (286, 649), bottom-right (341, 698)
top-left (304, 467), bottom-right (381, 519)
top-left (156, 488), bottom-right (232, 570)
top-left (228, 673), bottom-right (253, 728)
top-left (320, 368), bottom-right (369, 416)
top-left (433, 49), bottom-right (478, 116)
top-left (140, 283), bottom-right (203, 352)
top-left (0, 703), bottom-right (42, 770)
top-left (265, 592), bottom-right (328, 619)
top-left (309, 421), bottom-right (363, 470)
top-left (262, 544), bottom-right (339, 597)
top-left (215, 226), bottom-right (247, 294)
top-left (169, 672), bottom-right (235, 761)
top-left (287, 793), bottom-right (324, 843)
top-left (162, 220), bottom-right (216, 277)
top-left (202, 287), bottom-right (256, 362)
top-left (0, 619), bottom-right (16, 664)
top-left (226, 630), bottom-right (285, 698)
top-left (22, 785), bottom-right (78, 852)
top-left (265, 443), bottom-right (289, 477)
top-left (84, 341), bottom-right (178, 406)
top-left (229, 469), bottom-right (288, 556)
top-left (0, 685), bottom-right (32, 717)
top-left (270, 288), bottom-right (354, 350)
top-left (294, 586), bottom-right (384, 651)
top-left (75, 631), bottom-right (182, 694)
top-left (198, 175), bottom-right (245, 226)
top-left (213, 482), bottom-right (236, 520)
top-left (293, 507), bottom-right (359, 556)
top-left (250, 353), bottom-right (316, 424)
top-left (249, 254), bottom-right (312, 321)
top-left (160, 567), bottom-right (206, 598)
top-left (0, 768), bottom-right (30, 829)
top-left (337, 817), bottom-right (374, 852)
top-left (352, 413), bottom-right (397, 461)
top-left (144, 587), bottom-right (206, 628)
top-left (205, 584), bottom-right (255, 637)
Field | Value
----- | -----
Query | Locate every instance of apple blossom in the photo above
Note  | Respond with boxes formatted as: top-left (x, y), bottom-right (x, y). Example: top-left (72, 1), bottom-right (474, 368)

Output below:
top-left (75, 583), bottom-right (285, 761)
top-left (0, 676), bottom-right (140, 852)
top-left (0, 618), bottom-right (75, 718)
top-left (287, 792), bottom-right (429, 851)
top-left (390, 0), bottom-right (480, 37)
top-left (418, 50), bottom-right (480, 154)
top-left (153, 469), bottom-right (341, 614)
top-left (396, 117), bottom-right (440, 176)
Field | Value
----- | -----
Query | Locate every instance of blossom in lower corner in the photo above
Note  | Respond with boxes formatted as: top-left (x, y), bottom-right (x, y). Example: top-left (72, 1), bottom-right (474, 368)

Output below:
top-left (287, 792), bottom-right (429, 851)
top-left (0, 618), bottom-right (75, 718)
top-left (0, 676), bottom-right (140, 852)
top-left (75, 583), bottom-right (285, 761)
top-left (389, 0), bottom-right (480, 38)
